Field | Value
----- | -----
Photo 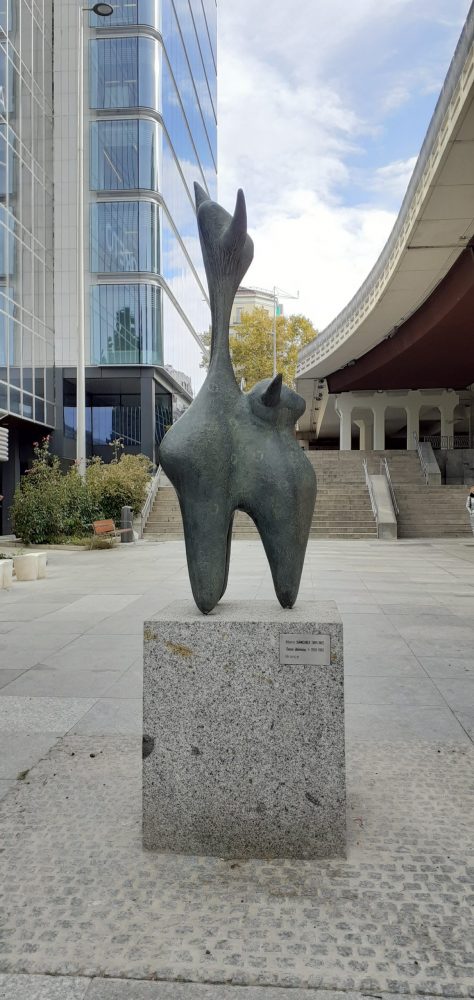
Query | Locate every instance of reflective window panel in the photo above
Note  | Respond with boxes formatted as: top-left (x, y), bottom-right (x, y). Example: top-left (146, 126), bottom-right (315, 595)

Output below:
top-left (90, 282), bottom-right (163, 365)
top-left (90, 201), bottom-right (160, 274)
top-left (90, 118), bottom-right (159, 192)
top-left (89, 37), bottom-right (160, 111)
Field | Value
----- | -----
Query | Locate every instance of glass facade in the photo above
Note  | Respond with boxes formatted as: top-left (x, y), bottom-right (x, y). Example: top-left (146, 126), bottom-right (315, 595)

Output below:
top-left (0, 0), bottom-right (54, 426)
top-left (90, 201), bottom-right (160, 274)
top-left (88, 0), bottom-right (217, 387)
top-left (90, 283), bottom-right (162, 365)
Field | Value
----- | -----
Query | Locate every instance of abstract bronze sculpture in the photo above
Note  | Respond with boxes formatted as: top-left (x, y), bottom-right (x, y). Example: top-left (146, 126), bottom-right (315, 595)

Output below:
top-left (159, 183), bottom-right (316, 614)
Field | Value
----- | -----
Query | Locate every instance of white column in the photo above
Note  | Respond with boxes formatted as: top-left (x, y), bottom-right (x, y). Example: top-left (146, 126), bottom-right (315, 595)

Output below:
top-left (439, 393), bottom-right (458, 447)
top-left (335, 396), bottom-right (352, 451)
top-left (372, 400), bottom-right (386, 451)
top-left (354, 419), bottom-right (373, 451)
top-left (405, 395), bottom-right (420, 450)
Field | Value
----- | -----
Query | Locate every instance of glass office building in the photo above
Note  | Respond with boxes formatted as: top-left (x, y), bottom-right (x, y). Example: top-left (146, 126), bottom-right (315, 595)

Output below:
top-left (0, 0), bottom-right (216, 525)
top-left (0, 0), bottom-right (54, 532)
top-left (54, 0), bottom-right (216, 467)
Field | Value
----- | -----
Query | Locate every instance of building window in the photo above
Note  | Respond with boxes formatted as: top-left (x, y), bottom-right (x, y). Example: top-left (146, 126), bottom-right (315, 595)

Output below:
top-left (89, 0), bottom-right (159, 29)
top-left (89, 37), bottom-right (160, 112)
top-left (90, 283), bottom-right (162, 365)
top-left (90, 119), bottom-right (159, 192)
top-left (64, 395), bottom-right (142, 447)
top-left (90, 201), bottom-right (160, 274)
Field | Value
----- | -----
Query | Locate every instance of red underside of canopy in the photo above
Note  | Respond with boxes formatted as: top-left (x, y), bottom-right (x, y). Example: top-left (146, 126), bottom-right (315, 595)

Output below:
top-left (327, 246), bottom-right (474, 393)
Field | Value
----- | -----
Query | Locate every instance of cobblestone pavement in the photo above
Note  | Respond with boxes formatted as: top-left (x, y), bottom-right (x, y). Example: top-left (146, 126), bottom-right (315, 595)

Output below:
top-left (0, 539), bottom-right (473, 998)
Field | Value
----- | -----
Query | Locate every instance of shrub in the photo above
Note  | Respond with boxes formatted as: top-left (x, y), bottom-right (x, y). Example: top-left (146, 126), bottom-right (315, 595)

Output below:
top-left (11, 437), bottom-right (64, 544)
top-left (86, 452), bottom-right (152, 524)
top-left (11, 440), bottom-right (153, 544)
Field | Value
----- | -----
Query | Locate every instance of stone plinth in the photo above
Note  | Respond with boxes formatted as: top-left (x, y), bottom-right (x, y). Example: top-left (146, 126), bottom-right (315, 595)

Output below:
top-left (143, 601), bottom-right (345, 859)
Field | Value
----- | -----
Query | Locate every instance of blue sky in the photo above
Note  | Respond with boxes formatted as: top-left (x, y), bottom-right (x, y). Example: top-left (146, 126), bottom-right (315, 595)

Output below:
top-left (217, 0), bottom-right (472, 329)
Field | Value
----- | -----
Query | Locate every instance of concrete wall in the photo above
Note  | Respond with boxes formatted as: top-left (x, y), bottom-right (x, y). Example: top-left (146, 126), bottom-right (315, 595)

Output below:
top-left (435, 449), bottom-right (474, 484)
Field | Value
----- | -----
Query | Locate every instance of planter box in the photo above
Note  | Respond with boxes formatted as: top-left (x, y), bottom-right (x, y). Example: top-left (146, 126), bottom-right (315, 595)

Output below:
top-left (13, 554), bottom-right (39, 581)
top-left (34, 552), bottom-right (47, 578)
top-left (0, 559), bottom-right (13, 589)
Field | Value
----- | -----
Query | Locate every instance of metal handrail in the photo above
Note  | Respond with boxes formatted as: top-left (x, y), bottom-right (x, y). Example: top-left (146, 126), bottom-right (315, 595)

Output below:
top-left (140, 465), bottom-right (161, 537)
top-left (380, 457), bottom-right (399, 516)
top-left (413, 432), bottom-right (429, 485)
top-left (363, 459), bottom-right (379, 537)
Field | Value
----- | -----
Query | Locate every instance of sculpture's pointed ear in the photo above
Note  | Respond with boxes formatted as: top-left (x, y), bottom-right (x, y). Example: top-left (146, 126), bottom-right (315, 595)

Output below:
top-left (262, 373), bottom-right (283, 407)
top-left (222, 188), bottom-right (247, 250)
top-left (194, 182), bottom-right (209, 212)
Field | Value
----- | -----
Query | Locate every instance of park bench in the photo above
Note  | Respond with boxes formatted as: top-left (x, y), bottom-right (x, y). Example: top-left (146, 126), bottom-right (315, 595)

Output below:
top-left (90, 519), bottom-right (132, 548)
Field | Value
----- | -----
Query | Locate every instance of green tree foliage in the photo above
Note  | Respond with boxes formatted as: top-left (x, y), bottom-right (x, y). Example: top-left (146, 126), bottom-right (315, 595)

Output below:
top-left (11, 436), bottom-right (153, 544)
top-left (200, 309), bottom-right (318, 389)
top-left (230, 309), bottom-right (317, 389)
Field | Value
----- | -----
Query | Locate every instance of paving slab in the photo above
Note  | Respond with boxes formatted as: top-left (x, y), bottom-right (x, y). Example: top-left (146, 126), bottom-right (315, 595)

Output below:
top-left (0, 668), bottom-right (28, 689)
top-left (0, 974), bottom-right (90, 999)
top-left (85, 986), bottom-right (472, 1000)
top-left (0, 733), bottom-right (61, 779)
top-left (0, 736), bottom-right (472, 994)
top-left (0, 779), bottom-right (14, 801)
top-left (0, 696), bottom-right (96, 733)
top-left (70, 697), bottom-right (142, 734)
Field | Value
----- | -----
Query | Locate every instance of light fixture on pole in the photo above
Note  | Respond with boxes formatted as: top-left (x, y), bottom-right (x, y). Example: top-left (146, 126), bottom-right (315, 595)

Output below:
top-left (76, 1), bottom-right (113, 476)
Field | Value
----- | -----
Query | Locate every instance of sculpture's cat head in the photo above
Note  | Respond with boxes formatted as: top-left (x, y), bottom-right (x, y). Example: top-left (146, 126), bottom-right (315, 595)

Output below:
top-left (194, 183), bottom-right (254, 300)
top-left (247, 374), bottom-right (306, 427)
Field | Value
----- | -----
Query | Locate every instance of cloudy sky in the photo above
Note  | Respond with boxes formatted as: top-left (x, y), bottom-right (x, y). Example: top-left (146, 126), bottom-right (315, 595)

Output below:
top-left (217, 0), bottom-right (471, 332)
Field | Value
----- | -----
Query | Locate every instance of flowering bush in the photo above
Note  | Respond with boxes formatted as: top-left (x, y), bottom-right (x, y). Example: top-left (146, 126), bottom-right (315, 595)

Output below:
top-left (11, 438), bottom-right (153, 544)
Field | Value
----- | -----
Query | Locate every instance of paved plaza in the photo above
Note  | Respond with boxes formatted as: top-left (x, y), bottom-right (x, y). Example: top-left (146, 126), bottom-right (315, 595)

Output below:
top-left (0, 538), bottom-right (473, 999)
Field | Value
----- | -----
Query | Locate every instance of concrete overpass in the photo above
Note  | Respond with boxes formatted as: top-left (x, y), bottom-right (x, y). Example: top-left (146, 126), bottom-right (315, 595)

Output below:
top-left (297, 4), bottom-right (474, 450)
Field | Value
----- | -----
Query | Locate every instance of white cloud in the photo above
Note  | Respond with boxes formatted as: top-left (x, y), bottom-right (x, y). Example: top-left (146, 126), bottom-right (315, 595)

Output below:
top-left (244, 189), bottom-right (395, 330)
top-left (217, 0), bottom-right (471, 331)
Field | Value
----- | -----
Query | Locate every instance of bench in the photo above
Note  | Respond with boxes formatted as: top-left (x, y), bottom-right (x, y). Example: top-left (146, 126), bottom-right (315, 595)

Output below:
top-left (90, 519), bottom-right (132, 548)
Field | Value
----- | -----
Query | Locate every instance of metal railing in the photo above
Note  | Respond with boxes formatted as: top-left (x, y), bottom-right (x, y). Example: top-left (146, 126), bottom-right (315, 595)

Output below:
top-left (413, 432), bottom-right (430, 485)
top-left (139, 465), bottom-right (161, 537)
top-left (380, 457), bottom-right (399, 515)
top-left (363, 458), bottom-right (379, 537)
top-left (421, 434), bottom-right (471, 450)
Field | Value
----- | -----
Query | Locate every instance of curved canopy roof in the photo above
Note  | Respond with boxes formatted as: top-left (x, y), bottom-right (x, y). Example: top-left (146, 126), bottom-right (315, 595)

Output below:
top-left (297, 5), bottom-right (474, 397)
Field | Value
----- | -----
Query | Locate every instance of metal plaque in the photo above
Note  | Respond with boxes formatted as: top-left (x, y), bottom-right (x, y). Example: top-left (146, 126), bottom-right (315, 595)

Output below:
top-left (280, 633), bottom-right (330, 666)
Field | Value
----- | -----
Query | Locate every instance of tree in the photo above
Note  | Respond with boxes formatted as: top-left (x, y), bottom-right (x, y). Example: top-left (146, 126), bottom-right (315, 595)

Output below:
top-left (200, 308), bottom-right (317, 388)
top-left (232, 308), bottom-right (318, 389)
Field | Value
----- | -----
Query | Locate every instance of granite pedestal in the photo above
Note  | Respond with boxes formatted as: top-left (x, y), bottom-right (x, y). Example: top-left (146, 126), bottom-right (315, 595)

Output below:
top-left (143, 601), bottom-right (345, 859)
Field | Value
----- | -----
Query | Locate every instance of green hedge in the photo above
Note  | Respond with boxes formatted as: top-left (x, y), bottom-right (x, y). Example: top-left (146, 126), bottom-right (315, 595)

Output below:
top-left (11, 437), bottom-right (153, 544)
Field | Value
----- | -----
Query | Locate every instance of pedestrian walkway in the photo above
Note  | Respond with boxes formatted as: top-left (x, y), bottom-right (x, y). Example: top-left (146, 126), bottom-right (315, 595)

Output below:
top-left (0, 539), bottom-right (473, 998)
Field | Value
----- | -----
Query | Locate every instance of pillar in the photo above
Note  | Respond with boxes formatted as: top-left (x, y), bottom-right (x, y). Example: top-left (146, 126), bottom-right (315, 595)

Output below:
top-left (372, 400), bottom-right (386, 451)
top-left (140, 373), bottom-right (156, 465)
top-left (354, 419), bottom-right (373, 451)
top-left (0, 427), bottom-right (20, 535)
top-left (439, 393), bottom-right (458, 448)
top-left (405, 395), bottom-right (420, 450)
top-left (335, 396), bottom-right (352, 451)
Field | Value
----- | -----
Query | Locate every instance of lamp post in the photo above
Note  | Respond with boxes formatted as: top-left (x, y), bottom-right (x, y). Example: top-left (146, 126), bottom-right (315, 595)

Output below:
top-left (76, 2), bottom-right (113, 476)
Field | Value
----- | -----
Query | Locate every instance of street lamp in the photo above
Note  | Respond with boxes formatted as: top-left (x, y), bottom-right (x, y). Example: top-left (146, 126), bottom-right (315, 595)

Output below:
top-left (76, 1), bottom-right (113, 476)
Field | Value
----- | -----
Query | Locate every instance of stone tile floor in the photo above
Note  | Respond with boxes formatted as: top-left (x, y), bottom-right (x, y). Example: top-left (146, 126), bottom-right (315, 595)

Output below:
top-left (0, 538), bottom-right (473, 999)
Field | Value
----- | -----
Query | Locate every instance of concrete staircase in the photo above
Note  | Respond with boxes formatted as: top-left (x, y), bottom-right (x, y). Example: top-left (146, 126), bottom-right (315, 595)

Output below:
top-left (366, 450), bottom-right (472, 538)
top-left (143, 487), bottom-right (259, 540)
top-left (143, 451), bottom-right (473, 542)
top-left (305, 452), bottom-right (377, 539)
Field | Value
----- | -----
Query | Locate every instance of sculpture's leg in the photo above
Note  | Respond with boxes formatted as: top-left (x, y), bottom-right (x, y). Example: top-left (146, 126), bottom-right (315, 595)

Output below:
top-left (219, 513), bottom-right (234, 602)
top-left (252, 500), bottom-right (312, 609)
top-left (179, 498), bottom-right (233, 614)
